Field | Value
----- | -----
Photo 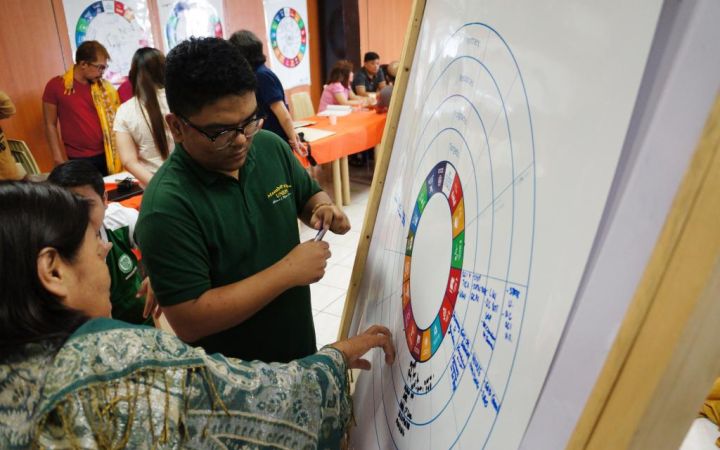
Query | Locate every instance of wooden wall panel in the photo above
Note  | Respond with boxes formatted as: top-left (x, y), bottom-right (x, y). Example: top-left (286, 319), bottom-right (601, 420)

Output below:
top-left (358, 0), bottom-right (413, 63)
top-left (0, 0), bottom-right (68, 171)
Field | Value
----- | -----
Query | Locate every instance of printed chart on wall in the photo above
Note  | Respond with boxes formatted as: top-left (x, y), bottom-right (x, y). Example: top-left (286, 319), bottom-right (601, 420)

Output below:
top-left (263, 0), bottom-right (311, 89)
top-left (348, 0), bottom-right (663, 449)
top-left (157, 0), bottom-right (224, 51)
top-left (63, 0), bottom-right (153, 85)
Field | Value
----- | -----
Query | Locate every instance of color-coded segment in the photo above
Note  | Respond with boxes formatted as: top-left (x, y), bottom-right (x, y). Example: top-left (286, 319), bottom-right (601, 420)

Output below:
top-left (402, 279), bottom-right (411, 308)
top-left (452, 199), bottom-right (465, 238)
top-left (420, 330), bottom-right (432, 361)
top-left (452, 231), bottom-right (465, 268)
top-left (416, 182), bottom-right (429, 214)
top-left (439, 295), bottom-right (454, 333)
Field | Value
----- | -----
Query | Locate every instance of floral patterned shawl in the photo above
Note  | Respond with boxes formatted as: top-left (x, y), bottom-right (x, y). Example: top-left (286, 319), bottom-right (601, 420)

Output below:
top-left (0, 318), bottom-right (350, 449)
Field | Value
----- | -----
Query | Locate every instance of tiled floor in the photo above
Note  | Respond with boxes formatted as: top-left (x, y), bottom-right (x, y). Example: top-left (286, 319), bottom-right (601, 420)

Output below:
top-left (302, 164), bottom-right (373, 347)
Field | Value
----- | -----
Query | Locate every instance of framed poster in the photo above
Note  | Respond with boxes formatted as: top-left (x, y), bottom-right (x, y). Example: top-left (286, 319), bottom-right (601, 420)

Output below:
top-left (263, 0), bottom-right (311, 89)
top-left (157, 0), bottom-right (224, 51)
top-left (63, 0), bottom-right (153, 85)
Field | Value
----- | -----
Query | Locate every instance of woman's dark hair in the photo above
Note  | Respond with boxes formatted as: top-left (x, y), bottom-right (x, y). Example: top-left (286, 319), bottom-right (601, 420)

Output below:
top-left (228, 30), bottom-right (267, 68)
top-left (0, 182), bottom-right (90, 359)
top-left (165, 37), bottom-right (257, 118)
top-left (129, 47), bottom-right (170, 159)
top-left (328, 60), bottom-right (354, 88)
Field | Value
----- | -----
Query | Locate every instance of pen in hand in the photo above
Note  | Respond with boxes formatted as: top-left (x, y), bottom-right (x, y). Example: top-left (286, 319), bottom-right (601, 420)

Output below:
top-left (314, 223), bottom-right (328, 241)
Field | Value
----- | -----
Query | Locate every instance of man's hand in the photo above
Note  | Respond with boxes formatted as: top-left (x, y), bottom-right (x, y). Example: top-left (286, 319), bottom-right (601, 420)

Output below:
top-left (280, 240), bottom-right (331, 285)
top-left (310, 203), bottom-right (351, 235)
top-left (331, 325), bottom-right (395, 370)
top-left (139, 277), bottom-right (161, 319)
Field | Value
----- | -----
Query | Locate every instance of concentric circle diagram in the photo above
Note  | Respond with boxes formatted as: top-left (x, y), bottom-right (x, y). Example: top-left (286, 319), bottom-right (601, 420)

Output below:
top-left (166, 0), bottom-right (223, 49)
top-left (270, 7), bottom-right (308, 68)
top-left (75, 1), bottom-right (150, 84)
top-left (353, 22), bottom-right (535, 449)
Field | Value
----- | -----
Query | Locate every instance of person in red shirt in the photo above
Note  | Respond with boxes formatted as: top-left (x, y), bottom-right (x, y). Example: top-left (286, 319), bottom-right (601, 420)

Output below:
top-left (117, 78), bottom-right (133, 103)
top-left (43, 41), bottom-right (120, 176)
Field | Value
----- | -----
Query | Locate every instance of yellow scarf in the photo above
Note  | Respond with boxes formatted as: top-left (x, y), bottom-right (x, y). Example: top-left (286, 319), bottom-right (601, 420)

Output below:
top-left (62, 67), bottom-right (122, 174)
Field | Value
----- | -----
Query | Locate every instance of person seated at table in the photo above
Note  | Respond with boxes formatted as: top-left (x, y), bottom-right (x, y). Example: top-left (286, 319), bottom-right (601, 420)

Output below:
top-left (318, 59), bottom-right (368, 112)
top-left (47, 160), bottom-right (152, 325)
top-left (376, 60), bottom-right (399, 114)
top-left (114, 47), bottom-right (174, 187)
top-left (0, 181), bottom-right (396, 448)
top-left (353, 51), bottom-right (387, 97)
top-left (229, 29), bottom-right (302, 155)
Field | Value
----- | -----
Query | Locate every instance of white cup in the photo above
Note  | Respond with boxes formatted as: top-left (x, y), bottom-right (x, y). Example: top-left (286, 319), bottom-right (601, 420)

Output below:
top-left (329, 115), bottom-right (337, 125)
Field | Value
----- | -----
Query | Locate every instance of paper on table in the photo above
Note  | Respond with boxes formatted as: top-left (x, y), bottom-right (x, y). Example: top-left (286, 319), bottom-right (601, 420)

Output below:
top-left (296, 127), bottom-right (336, 142)
top-left (318, 109), bottom-right (352, 117)
top-left (293, 120), bottom-right (317, 128)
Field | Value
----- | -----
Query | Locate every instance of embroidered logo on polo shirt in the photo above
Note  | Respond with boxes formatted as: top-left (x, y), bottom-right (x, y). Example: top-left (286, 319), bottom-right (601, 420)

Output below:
top-left (267, 183), bottom-right (292, 204)
top-left (118, 254), bottom-right (134, 274)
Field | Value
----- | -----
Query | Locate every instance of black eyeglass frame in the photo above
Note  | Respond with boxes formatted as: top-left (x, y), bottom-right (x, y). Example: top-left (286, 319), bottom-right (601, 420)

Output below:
top-left (88, 62), bottom-right (108, 71)
top-left (178, 109), bottom-right (265, 149)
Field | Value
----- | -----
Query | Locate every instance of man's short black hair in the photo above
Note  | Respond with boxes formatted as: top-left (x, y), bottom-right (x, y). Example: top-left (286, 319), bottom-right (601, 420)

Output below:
top-left (364, 51), bottom-right (380, 63)
top-left (165, 37), bottom-right (257, 118)
top-left (228, 30), bottom-right (267, 68)
top-left (47, 160), bottom-right (105, 197)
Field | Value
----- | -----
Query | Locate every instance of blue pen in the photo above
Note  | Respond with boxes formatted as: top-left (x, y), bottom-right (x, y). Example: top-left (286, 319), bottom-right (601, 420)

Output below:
top-left (314, 225), bottom-right (328, 241)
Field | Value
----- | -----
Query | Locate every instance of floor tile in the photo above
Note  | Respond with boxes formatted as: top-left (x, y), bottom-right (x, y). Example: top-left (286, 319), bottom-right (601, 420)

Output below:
top-left (335, 252), bottom-right (357, 268)
top-left (310, 283), bottom-right (345, 311)
top-left (322, 296), bottom-right (348, 317)
top-left (313, 311), bottom-right (342, 347)
top-left (319, 264), bottom-right (354, 290)
top-left (328, 243), bottom-right (355, 265)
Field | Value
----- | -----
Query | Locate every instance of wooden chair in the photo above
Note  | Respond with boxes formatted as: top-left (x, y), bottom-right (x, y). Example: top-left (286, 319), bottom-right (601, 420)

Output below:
top-left (9, 139), bottom-right (40, 175)
top-left (290, 91), bottom-right (315, 120)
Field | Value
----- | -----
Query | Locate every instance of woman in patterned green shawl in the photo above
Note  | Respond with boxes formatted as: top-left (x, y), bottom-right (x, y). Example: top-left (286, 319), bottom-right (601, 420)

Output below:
top-left (0, 182), bottom-right (395, 449)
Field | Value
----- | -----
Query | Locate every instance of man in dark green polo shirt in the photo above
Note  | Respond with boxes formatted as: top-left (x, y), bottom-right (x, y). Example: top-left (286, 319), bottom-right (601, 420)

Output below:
top-left (135, 37), bottom-right (350, 363)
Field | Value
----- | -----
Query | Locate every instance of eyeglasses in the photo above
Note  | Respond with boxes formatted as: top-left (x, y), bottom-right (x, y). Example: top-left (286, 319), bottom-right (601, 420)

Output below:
top-left (89, 63), bottom-right (107, 71)
top-left (179, 111), bottom-right (265, 150)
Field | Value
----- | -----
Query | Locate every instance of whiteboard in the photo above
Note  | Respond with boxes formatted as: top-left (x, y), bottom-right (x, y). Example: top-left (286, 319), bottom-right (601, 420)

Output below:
top-left (522, 0), bottom-right (720, 447)
top-left (347, 0), bottom-right (662, 449)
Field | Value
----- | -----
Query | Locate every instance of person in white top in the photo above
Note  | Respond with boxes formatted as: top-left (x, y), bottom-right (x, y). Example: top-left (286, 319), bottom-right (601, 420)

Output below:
top-left (113, 48), bottom-right (173, 187)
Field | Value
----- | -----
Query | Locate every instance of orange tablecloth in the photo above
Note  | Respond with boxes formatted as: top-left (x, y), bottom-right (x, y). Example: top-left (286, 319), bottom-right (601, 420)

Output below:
top-left (301, 110), bottom-right (387, 165)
